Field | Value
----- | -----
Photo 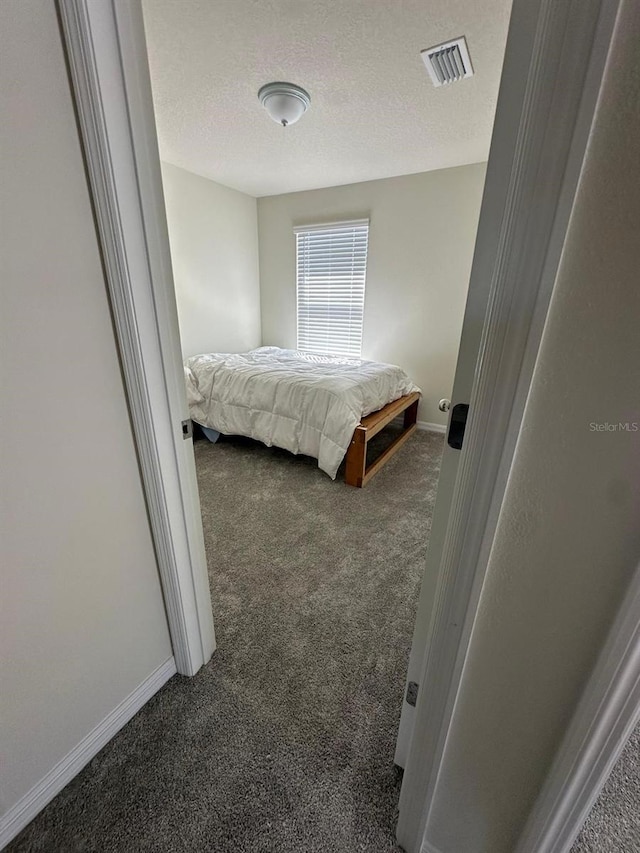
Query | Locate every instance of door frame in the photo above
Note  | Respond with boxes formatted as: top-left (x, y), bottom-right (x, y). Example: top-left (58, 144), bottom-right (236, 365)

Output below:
top-left (57, 1), bottom-right (634, 852)
top-left (59, 0), bottom-right (215, 677)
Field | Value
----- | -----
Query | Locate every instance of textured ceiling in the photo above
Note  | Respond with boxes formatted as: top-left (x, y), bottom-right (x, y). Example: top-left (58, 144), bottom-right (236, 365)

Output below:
top-left (142, 0), bottom-right (512, 197)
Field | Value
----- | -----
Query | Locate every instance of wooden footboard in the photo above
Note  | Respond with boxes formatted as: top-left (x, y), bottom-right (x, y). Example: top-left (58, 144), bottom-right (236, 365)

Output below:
top-left (344, 392), bottom-right (420, 487)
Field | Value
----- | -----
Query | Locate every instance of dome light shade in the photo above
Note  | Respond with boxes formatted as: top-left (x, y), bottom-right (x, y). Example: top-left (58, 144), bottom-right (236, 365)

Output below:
top-left (258, 82), bottom-right (311, 127)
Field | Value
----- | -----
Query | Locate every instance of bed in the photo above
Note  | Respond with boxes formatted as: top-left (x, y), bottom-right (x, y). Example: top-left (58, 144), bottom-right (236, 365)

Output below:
top-left (184, 346), bottom-right (420, 485)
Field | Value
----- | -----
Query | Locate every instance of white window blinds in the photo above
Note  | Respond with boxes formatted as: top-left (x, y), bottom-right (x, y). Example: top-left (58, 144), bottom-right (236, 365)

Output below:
top-left (295, 219), bottom-right (369, 358)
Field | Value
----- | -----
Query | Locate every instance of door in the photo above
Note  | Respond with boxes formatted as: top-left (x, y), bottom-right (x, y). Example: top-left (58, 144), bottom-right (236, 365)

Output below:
top-left (394, 259), bottom-right (488, 765)
top-left (394, 0), bottom-right (617, 780)
top-left (394, 0), bottom-right (523, 759)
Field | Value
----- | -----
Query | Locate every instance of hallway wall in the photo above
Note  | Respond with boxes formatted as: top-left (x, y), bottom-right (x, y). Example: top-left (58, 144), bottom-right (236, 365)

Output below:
top-left (0, 0), bottom-right (173, 839)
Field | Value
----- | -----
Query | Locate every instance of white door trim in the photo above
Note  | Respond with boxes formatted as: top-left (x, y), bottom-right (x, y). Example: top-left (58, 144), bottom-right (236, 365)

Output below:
top-left (58, 0), bottom-right (216, 676)
top-left (397, 0), bottom-right (622, 850)
top-left (515, 562), bottom-right (640, 853)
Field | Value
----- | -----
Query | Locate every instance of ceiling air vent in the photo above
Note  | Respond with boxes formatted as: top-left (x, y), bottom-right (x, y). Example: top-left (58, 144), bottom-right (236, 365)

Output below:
top-left (421, 36), bottom-right (474, 87)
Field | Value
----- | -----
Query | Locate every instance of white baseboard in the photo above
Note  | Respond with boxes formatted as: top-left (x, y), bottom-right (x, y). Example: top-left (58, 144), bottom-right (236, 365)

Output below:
top-left (0, 657), bottom-right (176, 850)
top-left (417, 420), bottom-right (447, 434)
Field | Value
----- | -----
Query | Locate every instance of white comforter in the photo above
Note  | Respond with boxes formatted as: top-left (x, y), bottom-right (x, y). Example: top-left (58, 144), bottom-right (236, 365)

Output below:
top-left (184, 347), bottom-right (419, 479)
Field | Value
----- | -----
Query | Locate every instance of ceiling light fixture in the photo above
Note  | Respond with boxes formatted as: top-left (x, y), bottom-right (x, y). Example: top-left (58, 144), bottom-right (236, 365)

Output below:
top-left (258, 82), bottom-right (311, 127)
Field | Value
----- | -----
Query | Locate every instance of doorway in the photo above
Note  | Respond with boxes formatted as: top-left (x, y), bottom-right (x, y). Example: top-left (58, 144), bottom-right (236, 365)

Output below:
top-left (137, 3), bottom-right (510, 847)
top-left (138, 1), bottom-right (510, 847)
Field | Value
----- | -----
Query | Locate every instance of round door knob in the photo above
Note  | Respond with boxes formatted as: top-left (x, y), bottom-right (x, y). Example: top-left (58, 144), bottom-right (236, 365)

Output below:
top-left (439, 398), bottom-right (451, 413)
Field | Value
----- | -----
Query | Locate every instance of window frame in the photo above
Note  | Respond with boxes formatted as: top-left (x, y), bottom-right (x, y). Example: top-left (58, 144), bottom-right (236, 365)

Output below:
top-left (294, 218), bottom-right (370, 359)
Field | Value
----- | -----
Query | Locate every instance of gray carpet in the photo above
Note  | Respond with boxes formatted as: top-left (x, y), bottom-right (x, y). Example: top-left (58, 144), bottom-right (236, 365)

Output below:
top-left (8, 427), bottom-right (443, 852)
top-left (571, 724), bottom-right (640, 853)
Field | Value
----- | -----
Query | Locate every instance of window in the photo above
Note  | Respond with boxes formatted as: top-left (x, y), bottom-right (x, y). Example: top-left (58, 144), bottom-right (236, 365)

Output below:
top-left (295, 219), bottom-right (369, 358)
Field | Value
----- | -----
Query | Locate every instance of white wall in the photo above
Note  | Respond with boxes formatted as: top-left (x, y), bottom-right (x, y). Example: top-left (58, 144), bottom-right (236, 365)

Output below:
top-left (425, 2), bottom-right (640, 850)
top-left (0, 0), bottom-right (172, 829)
top-left (161, 161), bottom-right (261, 357)
top-left (257, 165), bottom-right (486, 426)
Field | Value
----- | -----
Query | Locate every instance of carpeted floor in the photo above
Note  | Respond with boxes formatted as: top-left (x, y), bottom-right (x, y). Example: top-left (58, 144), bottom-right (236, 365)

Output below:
top-left (9, 427), bottom-right (443, 852)
top-left (570, 724), bottom-right (640, 853)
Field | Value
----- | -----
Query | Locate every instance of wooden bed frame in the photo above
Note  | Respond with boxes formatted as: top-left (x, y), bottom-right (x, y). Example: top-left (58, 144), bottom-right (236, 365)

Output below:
top-left (344, 392), bottom-right (420, 487)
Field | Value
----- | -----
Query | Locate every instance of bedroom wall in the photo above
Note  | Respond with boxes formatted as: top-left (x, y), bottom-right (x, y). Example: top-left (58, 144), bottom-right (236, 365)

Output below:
top-left (161, 161), bottom-right (261, 357)
top-left (257, 164), bottom-right (487, 426)
top-left (0, 0), bottom-right (172, 836)
top-left (424, 2), bottom-right (640, 850)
